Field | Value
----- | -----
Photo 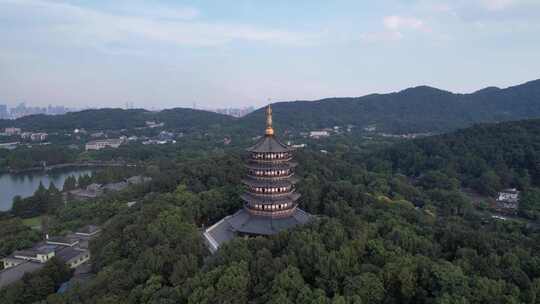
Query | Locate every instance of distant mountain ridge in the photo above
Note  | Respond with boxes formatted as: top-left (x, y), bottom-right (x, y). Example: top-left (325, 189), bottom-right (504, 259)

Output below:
top-left (1, 79), bottom-right (539, 134)
top-left (241, 79), bottom-right (540, 133)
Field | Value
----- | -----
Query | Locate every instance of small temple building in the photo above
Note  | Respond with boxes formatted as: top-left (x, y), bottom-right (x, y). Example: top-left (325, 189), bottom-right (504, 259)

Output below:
top-left (494, 188), bottom-right (520, 214)
top-left (203, 105), bottom-right (311, 253)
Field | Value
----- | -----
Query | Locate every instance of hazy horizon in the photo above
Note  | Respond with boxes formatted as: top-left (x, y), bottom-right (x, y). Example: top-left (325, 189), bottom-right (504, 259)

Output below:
top-left (1, 0), bottom-right (540, 109)
top-left (2, 78), bottom-right (539, 112)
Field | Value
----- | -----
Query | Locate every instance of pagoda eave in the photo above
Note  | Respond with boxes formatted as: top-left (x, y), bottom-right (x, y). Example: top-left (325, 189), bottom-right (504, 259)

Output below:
top-left (246, 135), bottom-right (294, 153)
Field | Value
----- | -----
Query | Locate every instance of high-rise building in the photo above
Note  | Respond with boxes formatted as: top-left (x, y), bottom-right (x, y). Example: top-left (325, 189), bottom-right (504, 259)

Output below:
top-left (203, 105), bottom-right (311, 253)
top-left (0, 104), bottom-right (8, 119)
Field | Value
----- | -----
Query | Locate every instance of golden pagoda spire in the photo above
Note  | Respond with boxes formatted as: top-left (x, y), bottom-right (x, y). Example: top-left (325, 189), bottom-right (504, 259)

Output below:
top-left (265, 104), bottom-right (274, 136)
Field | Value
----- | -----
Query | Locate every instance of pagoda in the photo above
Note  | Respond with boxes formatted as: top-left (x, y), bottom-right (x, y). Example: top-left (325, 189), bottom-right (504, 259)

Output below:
top-left (203, 105), bottom-right (311, 253)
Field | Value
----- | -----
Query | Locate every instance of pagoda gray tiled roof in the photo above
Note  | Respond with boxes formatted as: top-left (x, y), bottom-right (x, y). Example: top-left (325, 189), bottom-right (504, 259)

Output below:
top-left (246, 135), bottom-right (292, 153)
top-left (228, 208), bottom-right (311, 235)
top-left (203, 218), bottom-right (236, 253)
top-left (203, 208), bottom-right (312, 253)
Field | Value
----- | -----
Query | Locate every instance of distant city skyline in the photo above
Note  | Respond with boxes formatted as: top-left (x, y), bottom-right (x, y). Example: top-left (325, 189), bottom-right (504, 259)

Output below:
top-left (1, 0), bottom-right (539, 109)
top-left (0, 101), bottom-right (256, 119)
top-left (0, 102), bottom-right (75, 119)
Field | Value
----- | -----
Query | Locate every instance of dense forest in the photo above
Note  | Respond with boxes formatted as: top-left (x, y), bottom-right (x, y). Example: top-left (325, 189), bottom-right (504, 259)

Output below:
top-left (18, 152), bottom-right (540, 303)
top-left (364, 119), bottom-right (540, 218)
top-left (1, 117), bottom-right (540, 303)
top-left (0, 146), bottom-right (78, 171)
top-left (1, 257), bottom-right (73, 303)
top-left (0, 131), bottom-right (240, 172)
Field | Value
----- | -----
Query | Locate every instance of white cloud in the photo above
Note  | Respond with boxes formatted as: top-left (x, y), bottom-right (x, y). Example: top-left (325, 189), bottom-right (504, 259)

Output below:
top-left (383, 15), bottom-right (426, 31)
top-left (358, 15), bottom-right (430, 43)
top-left (480, 0), bottom-right (517, 11)
top-left (0, 0), bottom-right (318, 51)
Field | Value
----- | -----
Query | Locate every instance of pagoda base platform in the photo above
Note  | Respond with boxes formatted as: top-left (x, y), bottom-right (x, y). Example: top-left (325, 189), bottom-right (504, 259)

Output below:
top-left (203, 208), bottom-right (311, 253)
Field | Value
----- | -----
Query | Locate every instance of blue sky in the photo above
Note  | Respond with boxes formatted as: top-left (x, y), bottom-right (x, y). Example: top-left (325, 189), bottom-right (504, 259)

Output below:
top-left (0, 0), bottom-right (539, 109)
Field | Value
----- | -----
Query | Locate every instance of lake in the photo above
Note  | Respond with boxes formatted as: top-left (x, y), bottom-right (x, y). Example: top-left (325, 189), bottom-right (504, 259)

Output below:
top-left (0, 168), bottom-right (93, 211)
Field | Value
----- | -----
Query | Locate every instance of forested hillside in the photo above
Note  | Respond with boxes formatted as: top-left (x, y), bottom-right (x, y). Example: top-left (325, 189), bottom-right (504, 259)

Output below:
top-left (242, 79), bottom-right (540, 133)
top-left (0, 108), bottom-right (235, 132)
top-left (2, 82), bottom-right (540, 303)
top-left (3, 120), bottom-right (540, 303)
top-left (367, 119), bottom-right (540, 190)
top-left (364, 118), bottom-right (540, 218)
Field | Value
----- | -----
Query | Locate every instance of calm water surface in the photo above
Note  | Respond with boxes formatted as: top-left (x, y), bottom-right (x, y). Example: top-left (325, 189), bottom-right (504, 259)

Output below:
top-left (0, 169), bottom-right (92, 211)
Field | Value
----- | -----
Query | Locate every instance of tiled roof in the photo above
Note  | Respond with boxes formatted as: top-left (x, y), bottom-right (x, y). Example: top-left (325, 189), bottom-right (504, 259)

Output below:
top-left (203, 218), bottom-right (236, 253)
top-left (227, 208), bottom-right (311, 235)
top-left (76, 225), bottom-right (100, 235)
top-left (203, 208), bottom-right (312, 253)
top-left (46, 236), bottom-right (78, 246)
top-left (246, 135), bottom-right (292, 153)
top-left (55, 247), bottom-right (87, 262)
top-left (0, 262), bottom-right (44, 288)
top-left (14, 244), bottom-right (55, 257)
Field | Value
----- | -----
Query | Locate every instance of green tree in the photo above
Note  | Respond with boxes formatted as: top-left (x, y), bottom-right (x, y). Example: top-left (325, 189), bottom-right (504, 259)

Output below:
top-left (344, 273), bottom-right (385, 304)
top-left (270, 266), bottom-right (310, 304)
top-left (63, 175), bottom-right (77, 191)
top-left (519, 188), bottom-right (540, 219)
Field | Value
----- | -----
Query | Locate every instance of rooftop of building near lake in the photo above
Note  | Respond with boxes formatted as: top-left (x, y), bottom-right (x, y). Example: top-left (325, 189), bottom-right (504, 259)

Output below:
top-left (46, 236), bottom-right (79, 247)
top-left (0, 261), bottom-right (44, 288)
top-left (1, 225), bottom-right (100, 288)
top-left (76, 225), bottom-right (101, 236)
top-left (54, 246), bottom-right (87, 262)
top-left (14, 244), bottom-right (56, 257)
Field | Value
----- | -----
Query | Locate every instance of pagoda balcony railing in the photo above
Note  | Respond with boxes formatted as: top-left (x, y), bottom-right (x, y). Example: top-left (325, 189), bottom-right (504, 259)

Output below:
top-left (245, 205), bottom-right (297, 218)
top-left (245, 164), bottom-right (297, 172)
top-left (247, 173), bottom-right (295, 180)
top-left (249, 157), bottom-right (293, 163)
top-left (247, 189), bottom-right (295, 197)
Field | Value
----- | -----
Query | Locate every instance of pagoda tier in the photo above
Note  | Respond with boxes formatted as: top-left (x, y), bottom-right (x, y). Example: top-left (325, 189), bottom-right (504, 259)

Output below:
top-left (245, 160), bottom-right (298, 170)
top-left (241, 191), bottom-right (300, 203)
top-left (242, 176), bottom-right (298, 188)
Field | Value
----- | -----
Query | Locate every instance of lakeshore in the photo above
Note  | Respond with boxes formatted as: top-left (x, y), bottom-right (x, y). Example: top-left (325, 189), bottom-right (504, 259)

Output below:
top-left (0, 161), bottom-right (135, 174)
top-left (0, 168), bottom-right (93, 211)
